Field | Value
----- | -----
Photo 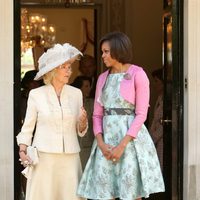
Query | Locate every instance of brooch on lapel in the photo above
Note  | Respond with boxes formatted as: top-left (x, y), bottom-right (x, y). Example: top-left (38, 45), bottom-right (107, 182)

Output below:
top-left (123, 73), bottom-right (131, 80)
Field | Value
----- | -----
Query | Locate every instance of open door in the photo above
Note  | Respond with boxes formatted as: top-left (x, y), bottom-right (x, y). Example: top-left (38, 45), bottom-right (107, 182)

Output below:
top-left (163, 11), bottom-right (173, 200)
top-left (14, 1), bottom-right (101, 199)
top-left (147, 1), bottom-right (183, 199)
top-left (162, 0), bottom-right (184, 199)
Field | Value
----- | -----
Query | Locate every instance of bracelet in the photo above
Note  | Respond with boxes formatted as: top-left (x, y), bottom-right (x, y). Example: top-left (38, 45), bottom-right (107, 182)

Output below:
top-left (19, 150), bottom-right (26, 154)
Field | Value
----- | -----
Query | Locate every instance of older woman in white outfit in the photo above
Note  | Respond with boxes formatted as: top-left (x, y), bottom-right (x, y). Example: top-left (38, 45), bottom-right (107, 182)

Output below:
top-left (16, 43), bottom-right (87, 200)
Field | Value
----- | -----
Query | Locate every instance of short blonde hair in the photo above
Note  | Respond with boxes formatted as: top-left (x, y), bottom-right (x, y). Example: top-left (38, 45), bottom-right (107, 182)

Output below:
top-left (43, 68), bottom-right (57, 85)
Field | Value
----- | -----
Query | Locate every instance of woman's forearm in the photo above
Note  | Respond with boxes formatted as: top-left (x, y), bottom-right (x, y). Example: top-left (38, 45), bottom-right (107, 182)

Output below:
top-left (119, 135), bottom-right (134, 149)
top-left (96, 133), bottom-right (104, 147)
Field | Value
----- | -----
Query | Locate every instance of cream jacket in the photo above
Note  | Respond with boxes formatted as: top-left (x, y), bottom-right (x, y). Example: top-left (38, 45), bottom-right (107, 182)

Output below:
top-left (16, 84), bottom-right (87, 153)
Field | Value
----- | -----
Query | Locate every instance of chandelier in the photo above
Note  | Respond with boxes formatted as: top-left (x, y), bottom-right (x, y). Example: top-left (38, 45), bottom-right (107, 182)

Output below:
top-left (21, 8), bottom-right (56, 54)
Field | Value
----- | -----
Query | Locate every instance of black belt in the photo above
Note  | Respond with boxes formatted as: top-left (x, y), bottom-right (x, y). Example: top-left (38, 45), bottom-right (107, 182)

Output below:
top-left (104, 108), bottom-right (134, 115)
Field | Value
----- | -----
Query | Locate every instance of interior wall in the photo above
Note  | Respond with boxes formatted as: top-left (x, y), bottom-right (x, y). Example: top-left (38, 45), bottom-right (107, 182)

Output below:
top-left (95, 0), bottom-right (163, 124)
top-left (125, 0), bottom-right (163, 124)
top-left (27, 8), bottom-right (94, 83)
top-left (0, 0), bottom-right (14, 199)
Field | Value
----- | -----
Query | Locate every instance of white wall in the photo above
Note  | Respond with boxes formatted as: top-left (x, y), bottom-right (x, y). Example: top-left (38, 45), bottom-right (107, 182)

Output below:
top-left (184, 0), bottom-right (200, 199)
top-left (0, 0), bottom-right (14, 199)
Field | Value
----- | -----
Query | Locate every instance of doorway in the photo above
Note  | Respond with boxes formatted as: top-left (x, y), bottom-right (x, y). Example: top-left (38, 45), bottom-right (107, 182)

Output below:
top-left (162, 1), bottom-right (184, 199)
top-left (14, 0), bottom-right (184, 199)
top-left (14, 1), bottom-right (100, 199)
top-left (146, 0), bottom-right (183, 199)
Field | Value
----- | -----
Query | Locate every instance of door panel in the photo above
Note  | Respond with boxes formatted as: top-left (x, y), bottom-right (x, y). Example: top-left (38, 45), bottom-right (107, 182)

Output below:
top-left (163, 12), bottom-right (173, 200)
top-left (162, 0), bottom-right (184, 199)
top-left (14, 1), bottom-right (101, 199)
top-left (147, 0), bottom-right (183, 199)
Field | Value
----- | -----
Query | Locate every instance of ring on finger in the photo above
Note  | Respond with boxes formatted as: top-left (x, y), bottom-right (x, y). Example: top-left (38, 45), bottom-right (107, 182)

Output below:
top-left (112, 158), bottom-right (116, 162)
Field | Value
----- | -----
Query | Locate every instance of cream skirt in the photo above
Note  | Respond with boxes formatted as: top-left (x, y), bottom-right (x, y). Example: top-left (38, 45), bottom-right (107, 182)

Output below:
top-left (25, 152), bottom-right (85, 200)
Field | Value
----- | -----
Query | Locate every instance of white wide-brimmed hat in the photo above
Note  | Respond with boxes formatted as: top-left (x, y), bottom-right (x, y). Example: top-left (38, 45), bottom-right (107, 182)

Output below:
top-left (34, 43), bottom-right (83, 80)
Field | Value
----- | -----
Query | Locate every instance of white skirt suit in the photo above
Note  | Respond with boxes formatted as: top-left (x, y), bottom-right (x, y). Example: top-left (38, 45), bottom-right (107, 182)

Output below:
top-left (16, 84), bottom-right (86, 200)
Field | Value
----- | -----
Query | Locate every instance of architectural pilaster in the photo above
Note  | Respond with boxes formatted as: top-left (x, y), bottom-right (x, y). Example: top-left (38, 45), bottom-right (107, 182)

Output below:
top-left (0, 0), bottom-right (14, 199)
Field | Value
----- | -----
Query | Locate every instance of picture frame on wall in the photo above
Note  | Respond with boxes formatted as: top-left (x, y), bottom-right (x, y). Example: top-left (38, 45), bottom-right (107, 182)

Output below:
top-left (164, 0), bottom-right (172, 9)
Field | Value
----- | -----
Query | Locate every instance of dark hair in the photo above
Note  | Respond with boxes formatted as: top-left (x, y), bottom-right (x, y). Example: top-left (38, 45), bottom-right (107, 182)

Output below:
top-left (79, 54), bottom-right (96, 70)
top-left (100, 31), bottom-right (133, 64)
top-left (151, 68), bottom-right (164, 82)
top-left (21, 70), bottom-right (41, 89)
top-left (71, 76), bottom-right (92, 89)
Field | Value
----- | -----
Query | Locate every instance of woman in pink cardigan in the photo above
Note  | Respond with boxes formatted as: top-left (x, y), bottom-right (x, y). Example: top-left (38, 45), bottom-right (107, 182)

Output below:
top-left (77, 32), bottom-right (165, 200)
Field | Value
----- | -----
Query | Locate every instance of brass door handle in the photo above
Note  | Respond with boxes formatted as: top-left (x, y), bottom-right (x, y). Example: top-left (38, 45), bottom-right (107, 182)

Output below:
top-left (160, 118), bottom-right (172, 125)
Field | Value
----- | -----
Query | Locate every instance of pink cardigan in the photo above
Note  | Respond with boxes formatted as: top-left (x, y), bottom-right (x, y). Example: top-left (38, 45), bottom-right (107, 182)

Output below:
top-left (93, 64), bottom-right (150, 138)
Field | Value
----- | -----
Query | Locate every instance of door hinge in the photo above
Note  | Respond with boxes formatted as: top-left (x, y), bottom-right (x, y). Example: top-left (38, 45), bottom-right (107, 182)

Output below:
top-left (184, 77), bottom-right (188, 89)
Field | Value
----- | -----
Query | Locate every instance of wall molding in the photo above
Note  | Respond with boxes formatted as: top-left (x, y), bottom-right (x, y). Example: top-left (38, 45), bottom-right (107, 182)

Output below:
top-left (0, 0), bottom-right (14, 199)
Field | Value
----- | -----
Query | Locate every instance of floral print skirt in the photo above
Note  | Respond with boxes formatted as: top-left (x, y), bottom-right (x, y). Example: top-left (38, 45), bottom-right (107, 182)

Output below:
top-left (77, 113), bottom-right (165, 200)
